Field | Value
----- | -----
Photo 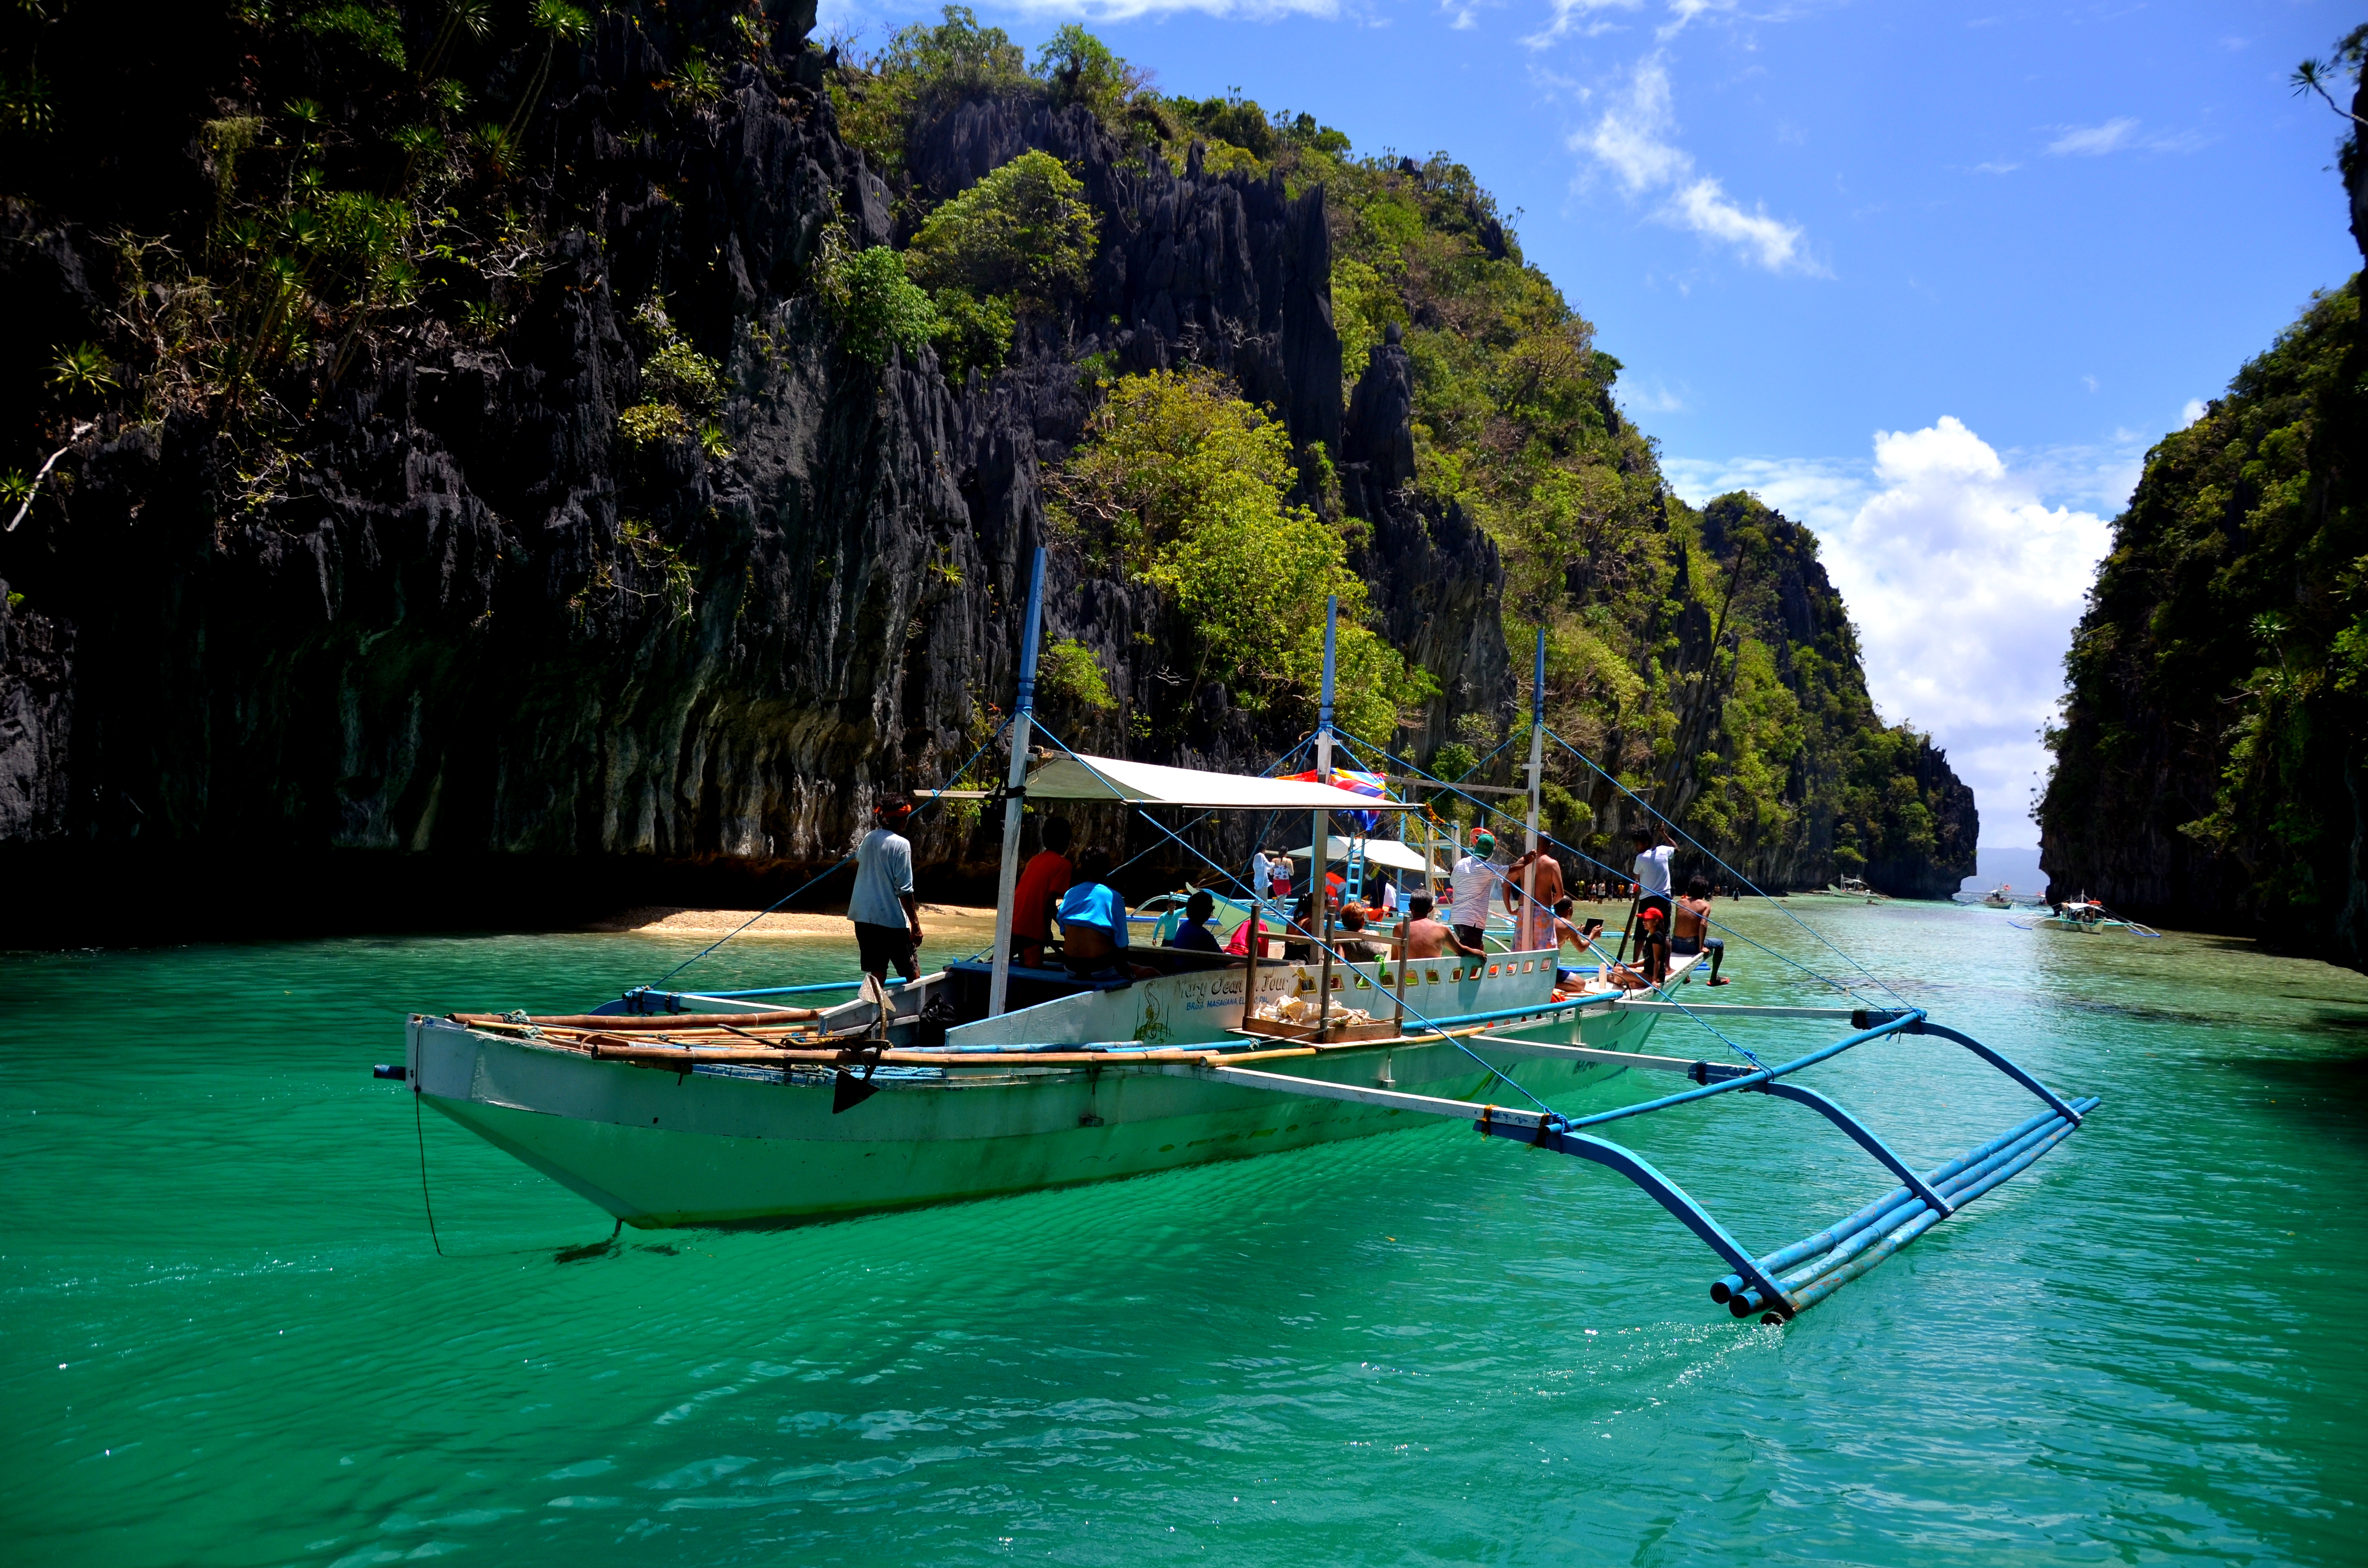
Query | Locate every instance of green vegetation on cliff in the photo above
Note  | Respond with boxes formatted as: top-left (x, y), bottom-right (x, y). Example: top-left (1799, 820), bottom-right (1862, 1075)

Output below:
top-left (2040, 33), bottom-right (2366, 962)
top-left (1048, 367), bottom-right (1435, 744)
top-left (829, 10), bottom-right (1972, 888)
top-left (2040, 280), bottom-right (2365, 941)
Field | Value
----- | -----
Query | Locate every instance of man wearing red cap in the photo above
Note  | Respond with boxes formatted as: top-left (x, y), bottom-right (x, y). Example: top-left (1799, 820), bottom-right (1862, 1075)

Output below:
top-left (849, 794), bottom-right (923, 984)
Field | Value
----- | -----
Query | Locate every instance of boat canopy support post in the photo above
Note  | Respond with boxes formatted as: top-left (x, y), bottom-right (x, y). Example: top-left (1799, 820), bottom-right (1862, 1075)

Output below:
top-left (1312, 596), bottom-right (1336, 1041)
top-left (1522, 625), bottom-right (1544, 941)
top-left (987, 548), bottom-right (1047, 1018)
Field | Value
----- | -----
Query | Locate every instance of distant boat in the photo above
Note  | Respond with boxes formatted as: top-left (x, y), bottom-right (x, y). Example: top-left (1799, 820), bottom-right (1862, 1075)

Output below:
top-left (1807, 875), bottom-right (1887, 904)
top-left (1983, 884), bottom-right (2013, 908)
top-left (2034, 895), bottom-right (2158, 936)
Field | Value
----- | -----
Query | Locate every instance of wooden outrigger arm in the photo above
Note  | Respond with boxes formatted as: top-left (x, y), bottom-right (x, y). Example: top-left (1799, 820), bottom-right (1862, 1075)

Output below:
top-left (1166, 1002), bottom-right (2097, 1323)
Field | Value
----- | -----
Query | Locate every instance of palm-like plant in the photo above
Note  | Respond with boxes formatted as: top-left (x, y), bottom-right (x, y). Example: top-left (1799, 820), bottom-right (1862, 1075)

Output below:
top-left (505, 0), bottom-right (592, 142)
top-left (49, 342), bottom-right (116, 398)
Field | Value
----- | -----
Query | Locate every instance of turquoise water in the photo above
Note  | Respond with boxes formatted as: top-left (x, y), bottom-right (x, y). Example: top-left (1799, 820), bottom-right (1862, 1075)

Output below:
top-left (5, 902), bottom-right (2367, 1566)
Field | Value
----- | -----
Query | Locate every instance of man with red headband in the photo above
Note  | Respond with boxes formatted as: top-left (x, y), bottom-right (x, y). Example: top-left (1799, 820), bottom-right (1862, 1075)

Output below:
top-left (849, 794), bottom-right (923, 984)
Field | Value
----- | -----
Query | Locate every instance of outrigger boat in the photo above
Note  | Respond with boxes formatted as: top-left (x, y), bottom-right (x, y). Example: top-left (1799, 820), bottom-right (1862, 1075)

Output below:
top-left (1982, 884), bottom-right (2014, 909)
top-left (2025, 894), bottom-right (2159, 937)
top-left (393, 555), bottom-right (2097, 1323)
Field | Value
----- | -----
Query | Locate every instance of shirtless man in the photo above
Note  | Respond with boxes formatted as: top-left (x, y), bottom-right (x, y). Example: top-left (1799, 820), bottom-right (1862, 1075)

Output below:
top-left (1670, 875), bottom-right (1731, 985)
top-left (1503, 847), bottom-right (1567, 949)
top-left (1394, 894), bottom-right (1479, 960)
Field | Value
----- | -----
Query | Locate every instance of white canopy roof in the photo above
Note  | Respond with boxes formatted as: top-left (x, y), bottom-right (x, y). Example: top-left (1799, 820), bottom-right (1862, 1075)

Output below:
top-left (1284, 835), bottom-right (1433, 872)
top-left (1024, 753), bottom-right (1409, 811)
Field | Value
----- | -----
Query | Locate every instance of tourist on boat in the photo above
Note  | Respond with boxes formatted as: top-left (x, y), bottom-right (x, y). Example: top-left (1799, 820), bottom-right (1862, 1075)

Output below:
top-left (1396, 893), bottom-right (1478, 960)
top-left (1631, 824), bottom-right (1675, 929)
top-left (1334, 904), bottom-right (1388, 962)
top-left (1670, 876), bottom-right (1731, 985)
top-left (1171, 889), bottom-right (1223, 953)
top-left (850, 794), bottom-right (923, 984)
top-left (1450, 831), bottom-right (1503, 953)
top-left (1248, 845), bottom-right (1275, 905)
top-left (1377, 878), bottom-right (1398, 916)
top-left (1633, 903), bottom-right (1670, 983)
top-left (1548, 896), bottom-right (1602, 985)
top-left (1012, 816), bottom-right (1073, 968)
top-left (1283, 893), bottom-right (1320, 960)
top-left (1057, 846), bottom-right (1154, 982)
top-left (1504, 846), bottom-right (1566, 950)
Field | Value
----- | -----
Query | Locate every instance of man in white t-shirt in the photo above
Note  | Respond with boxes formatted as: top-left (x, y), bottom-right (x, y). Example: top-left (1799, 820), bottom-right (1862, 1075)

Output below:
top-left (849, 796), bottom-right (923, 983)
top-left (1449, 831), bottom-right (1502, 954)
top-left (1629, 824), bottom-right (1674, 977)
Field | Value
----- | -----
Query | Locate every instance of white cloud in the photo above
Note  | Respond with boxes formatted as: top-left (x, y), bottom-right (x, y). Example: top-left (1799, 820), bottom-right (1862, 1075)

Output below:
top-left (2047, 117), bottom-right (2139, 156)
top-left (1971, 160), bottom-right (2020, 175)
top-left (1656, 0), bottom-right (1736, 38)
top-left (977, 0), bottom-right (1344, 16)
top-left (1668, 176), bottom-right (1809, 270)
top-left (2044, 117), bottom-right (2209, 157)
top-left (1567, 54), bottom-right (1818, 273)
top-left (1523, 0), bottom-right (1640, 47)
top-left (1666, 418), bottom-right (2118, 846)
top-left (2180, 398), bottom-right (2207, 428)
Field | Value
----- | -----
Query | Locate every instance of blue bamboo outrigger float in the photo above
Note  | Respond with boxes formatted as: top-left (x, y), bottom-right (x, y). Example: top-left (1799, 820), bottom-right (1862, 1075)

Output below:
top-left (398, 552), bottom-right (2097, 1325)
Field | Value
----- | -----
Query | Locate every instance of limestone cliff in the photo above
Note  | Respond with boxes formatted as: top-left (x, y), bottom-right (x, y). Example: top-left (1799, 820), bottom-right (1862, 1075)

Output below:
top-left (0, 0), bottom-right (1967, 941)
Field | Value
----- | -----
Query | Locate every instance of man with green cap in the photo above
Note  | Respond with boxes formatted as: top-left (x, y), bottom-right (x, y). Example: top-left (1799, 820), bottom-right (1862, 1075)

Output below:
top-left (1449, 828), bottom-right (1502, 955)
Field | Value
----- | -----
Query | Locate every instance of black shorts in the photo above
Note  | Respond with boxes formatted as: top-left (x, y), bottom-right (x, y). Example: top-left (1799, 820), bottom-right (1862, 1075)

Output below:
top-left (854, 920), bottom-right (917, 981)
top-left (1453, 924), bottom-right (1487, 954)
top-left (1670, 936), bottom-right (1723, 956)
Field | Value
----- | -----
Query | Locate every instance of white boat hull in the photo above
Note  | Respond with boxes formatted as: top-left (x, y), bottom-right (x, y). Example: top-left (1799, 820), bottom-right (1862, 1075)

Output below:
top-left (409, 957), bottom-right (1685, 1228)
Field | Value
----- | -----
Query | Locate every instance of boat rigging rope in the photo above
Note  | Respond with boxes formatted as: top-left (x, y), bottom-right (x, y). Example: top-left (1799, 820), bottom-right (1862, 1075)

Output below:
top-left (643, 713), bottom-right (1017, 992)
top-left (414, 1091), bottom-right (444, 1258)
top-left (1330, 728), bottom-right (1878, 1009)
top-left (1029, 723), bottom-right (1563, 1117)
top-left (1328, 737), bottom-right (1771, 1068)
top-left (1541, 723), bottom-right (1912, 1009)
top-left (956, 735), bottom-right (1320, 967)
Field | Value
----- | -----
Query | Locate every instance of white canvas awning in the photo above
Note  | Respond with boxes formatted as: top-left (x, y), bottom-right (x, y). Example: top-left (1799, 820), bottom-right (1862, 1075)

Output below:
top-left (1285, 835), bottom-right (1433, 872)
top-left (1024, 753), bottom-right (1409, 811)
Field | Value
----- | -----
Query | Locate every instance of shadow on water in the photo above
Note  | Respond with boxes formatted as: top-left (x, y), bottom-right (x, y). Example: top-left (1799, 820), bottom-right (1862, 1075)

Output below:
top-left (2241, 1052), bottom-right (2368, 1120)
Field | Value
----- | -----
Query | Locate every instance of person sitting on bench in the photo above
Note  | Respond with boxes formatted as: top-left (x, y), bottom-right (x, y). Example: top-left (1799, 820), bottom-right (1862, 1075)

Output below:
top-left (1171, 889), bottom-right (1223, 953)
top-left (1058, 846), bottom-right (1156, 983)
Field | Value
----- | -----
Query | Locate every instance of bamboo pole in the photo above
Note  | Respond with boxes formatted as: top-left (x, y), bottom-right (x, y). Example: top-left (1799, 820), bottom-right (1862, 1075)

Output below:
top-left (452, 1008), bottom-right (820, 1029)
top-left (988, 548), bottom-right (1048, 1018)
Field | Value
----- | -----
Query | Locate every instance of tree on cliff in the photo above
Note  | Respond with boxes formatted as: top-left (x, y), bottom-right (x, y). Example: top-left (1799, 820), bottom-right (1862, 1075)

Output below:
top-left (2040, 29), bottom-right (2366, 964)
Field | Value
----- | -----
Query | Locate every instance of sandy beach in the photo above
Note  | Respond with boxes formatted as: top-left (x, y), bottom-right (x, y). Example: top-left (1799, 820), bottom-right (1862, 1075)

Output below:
top-left (587, 903), bottom-right (1004, 946)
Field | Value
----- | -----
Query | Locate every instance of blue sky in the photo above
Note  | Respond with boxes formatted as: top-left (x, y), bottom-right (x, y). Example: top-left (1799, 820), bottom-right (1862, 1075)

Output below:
top-left (818, 0), bottom-right (2366, 846)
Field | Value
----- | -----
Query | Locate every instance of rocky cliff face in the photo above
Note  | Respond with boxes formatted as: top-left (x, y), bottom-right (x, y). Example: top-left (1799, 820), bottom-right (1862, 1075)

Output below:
top-left (0, 3), bottom-right (1510, 941)
top-left (0, 0), bottom-right (1975, 943)
top-left (2037, 68), bottom-right (2366, 965)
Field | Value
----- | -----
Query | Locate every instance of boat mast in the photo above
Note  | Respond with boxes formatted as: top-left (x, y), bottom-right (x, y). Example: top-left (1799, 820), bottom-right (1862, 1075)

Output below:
top-left (1523, 625), bottom-right (1545, 949)
top-left (987, 547), bottom-right (1047, 1018)
top-left (1313, 596), bottom-right (1337, 1041)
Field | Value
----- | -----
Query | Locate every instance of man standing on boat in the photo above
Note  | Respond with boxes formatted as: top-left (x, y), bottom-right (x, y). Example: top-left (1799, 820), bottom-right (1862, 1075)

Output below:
top-left (1631, 825), bottom-right (1675, 926)
top-left (850, 795), bottom-right (923, 985)
top-left (1450, 830), bottom-right (1503, 954)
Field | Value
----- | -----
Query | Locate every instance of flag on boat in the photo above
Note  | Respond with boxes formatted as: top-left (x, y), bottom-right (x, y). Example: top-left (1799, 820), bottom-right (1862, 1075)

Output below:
top-left (1282, 767), bottom-right (1392, 832)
